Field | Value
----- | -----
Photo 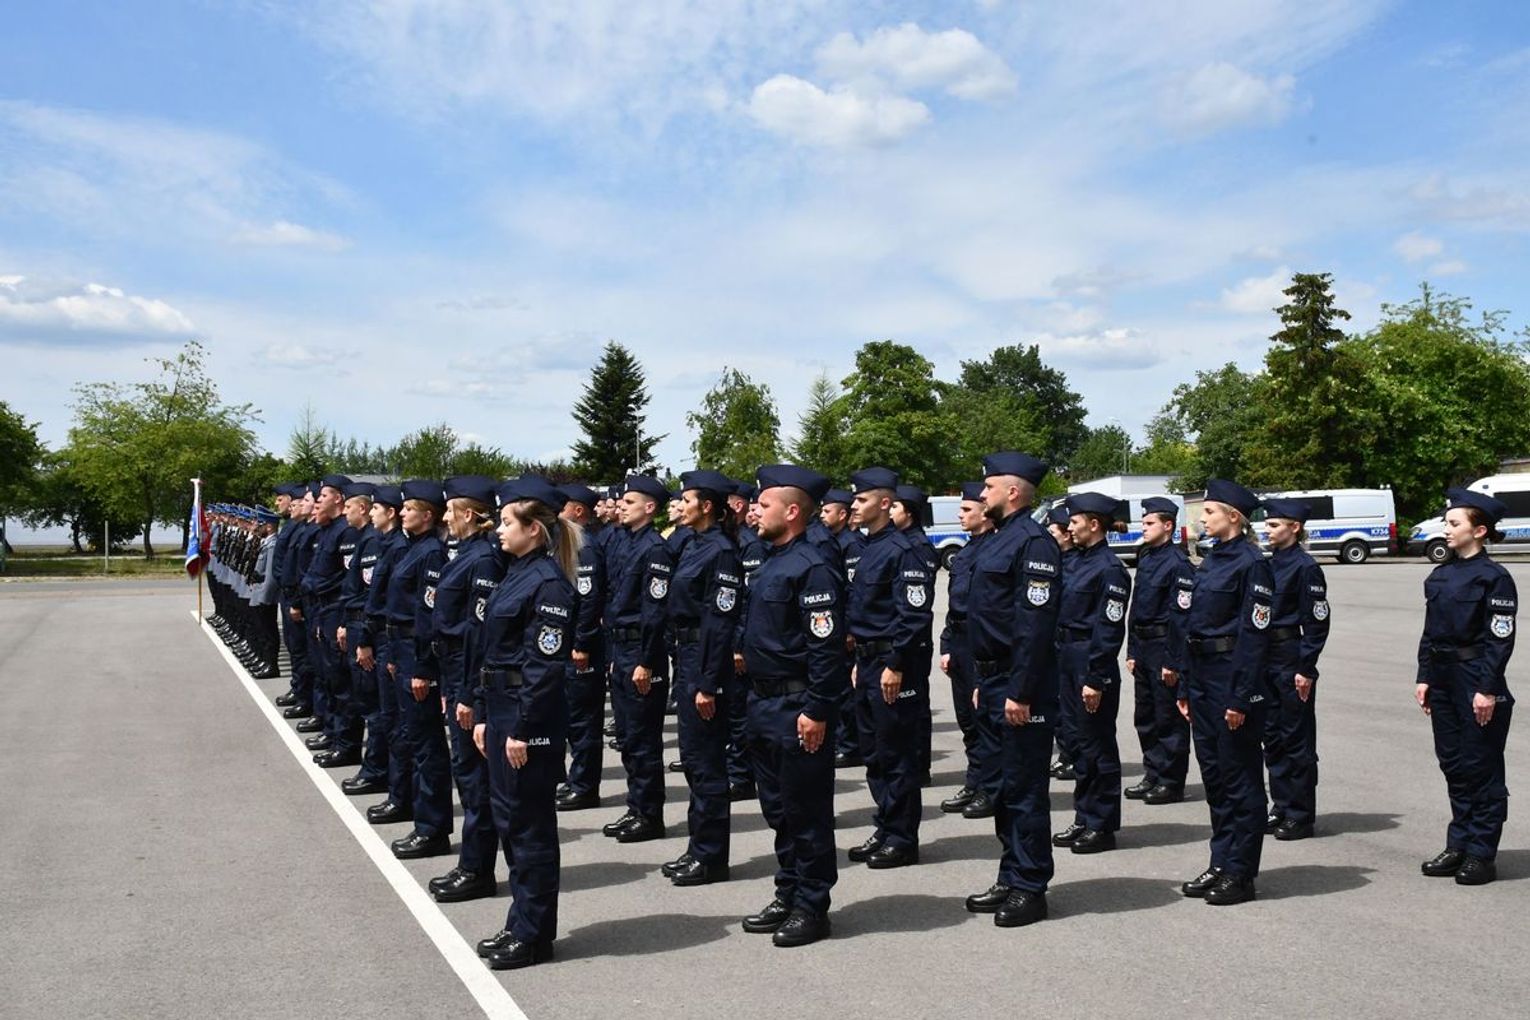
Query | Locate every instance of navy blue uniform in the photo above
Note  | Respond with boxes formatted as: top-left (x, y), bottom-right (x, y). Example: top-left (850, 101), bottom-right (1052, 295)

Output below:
top-left (1057, 540), bottom-right (1131, 832)
top-left (1418, 552), bottom-right (1517, 861)
top-left (1262, 544), bottom-right (1330, 828)
top-left (340, 523), bottom-right (380, 772)
top-left (1053, 546), bottom-right (1081, 771)
top-left (730, 526), bottom-right (769, 789)
top-left (903, 524), bottom-right (938, 782)
top-left (608, 523), bottom-right (671, 822)
top-left (356, 528), bottom-right (409, 808)
top-left (1168, 534), bottom-right (1274, 881)
top-left (846, 525), bottom-right (932, 852)
top-left (301, 517), bottom-right (349, 743)
top-left (666, 527), bottom-right (744, 866)
top-left (388, 530), bottom-right (451, 838)
top-left (475, 551), bottom-right (576, 947)
top-left (1128, 540), bottom-right (1195, 789)
top-left (274, 518), bottom-right (313, 706)
top-left (940, 531), bottom-right (989, 795)
top-left (565, 523), bottom-right (609, 799)
top-left (832, 525), bottom-right (867, 758)
top-left (739, 534), bottom-right (844, 915)
top-left (969, 509), bottom-right (1060, 893)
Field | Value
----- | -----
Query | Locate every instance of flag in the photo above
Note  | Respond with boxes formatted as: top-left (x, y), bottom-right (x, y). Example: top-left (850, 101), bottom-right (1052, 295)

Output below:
top-left (186, 479), bottom-right (210, 578)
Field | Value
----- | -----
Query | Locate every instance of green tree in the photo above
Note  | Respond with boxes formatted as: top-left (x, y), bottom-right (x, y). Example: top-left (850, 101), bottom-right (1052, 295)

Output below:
top-left (1069, 424), bottom-right (1133, 483)
top-left (571, 341), bottom-right (663, 479)
top-left (0, 400), bottom-right (43, 555)
top-left (1159, 363), bottom-right (1265, 490)
top-left (1131, 411), bottom-right (1197, 479)
top-left (392, 423), bottom-right (460, 479)
top-left (68, 340), bottom-right (260, 557)
top-left (286, 403), bottom-right (332, 479)
top-left (448, 443), bottom-right (519, 479)
top-left (23, 448), bottom-right (143, 553)
top-left (948, 344), bottom-right (1088, 468)
top-left (686, 368), bottom-right (783, 479)
top-left (839, 340), bottom-right (950, 490)
top-left (790, 373), bottom-right (851, 482)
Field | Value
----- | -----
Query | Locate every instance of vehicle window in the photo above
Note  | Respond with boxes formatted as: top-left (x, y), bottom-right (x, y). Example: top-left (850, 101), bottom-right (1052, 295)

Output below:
top-left (1495, 489), bottom-right (1530, 518)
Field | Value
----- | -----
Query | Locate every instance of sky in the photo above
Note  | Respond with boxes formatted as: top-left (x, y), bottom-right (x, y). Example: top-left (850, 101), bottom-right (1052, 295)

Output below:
top-left (3, 0), bottom-right (1529, 478)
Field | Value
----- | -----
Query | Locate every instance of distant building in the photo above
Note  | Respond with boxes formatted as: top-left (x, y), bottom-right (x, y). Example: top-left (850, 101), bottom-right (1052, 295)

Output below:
top-left (1067, 474), bottom-right (1178, 498)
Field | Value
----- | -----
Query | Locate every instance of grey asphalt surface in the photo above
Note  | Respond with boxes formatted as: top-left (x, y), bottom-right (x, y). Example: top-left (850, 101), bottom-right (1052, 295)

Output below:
top-left (3, 562), bottom-right (1528, 1019)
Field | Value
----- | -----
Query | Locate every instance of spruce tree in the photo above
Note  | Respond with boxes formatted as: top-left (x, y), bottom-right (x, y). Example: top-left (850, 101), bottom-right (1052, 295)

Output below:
top-left (571, 341), bottom-right (664, 480)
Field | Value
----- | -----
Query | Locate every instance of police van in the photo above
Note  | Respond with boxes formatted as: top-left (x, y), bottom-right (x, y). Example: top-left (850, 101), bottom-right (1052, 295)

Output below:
top-left (927, 495), bottom-right (968, 570)
top-left (1249, 488), bottom-right (1396, 563)
top-left (1407, 474), bottom-right (1530, 563)
top-left (1031, 495), bottom-right (1188, 565)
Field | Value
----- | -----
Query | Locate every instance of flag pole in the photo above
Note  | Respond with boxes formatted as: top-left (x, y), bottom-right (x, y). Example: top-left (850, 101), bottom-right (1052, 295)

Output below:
top-left (193, 477), bottom-right (204, 623)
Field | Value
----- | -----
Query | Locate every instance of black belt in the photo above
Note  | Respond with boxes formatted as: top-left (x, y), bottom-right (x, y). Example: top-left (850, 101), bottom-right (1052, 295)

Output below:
top-left (752, 677), bottom-right (810, 697)
top-left (612, 625), bottom-right (642, 642)
top-left (947, 612), bottom-right (967, 625)
top-left (1268, 626), bottom-right (1300, 642)
top-left (1131, 623), bottom-right (1167, 639)
top-left (386, 622), bottom-right (414, 639)
top-left (855, 638), bottom-right (894, 655)
top-left (671, 625), bottom-right (701, 644)
top-left (1058, 625), bottom-right (1091, 642)
top-left (1188, 636), bottom-right (1236, 655)
top-left (1430, 644), bottom-right (1483, 662)
top-left (431, 635), bottom-right (463, 658)
top-left (480, 667), bottom-right (526, 690)
top-left (974, 658), bottom-right (1010, 676)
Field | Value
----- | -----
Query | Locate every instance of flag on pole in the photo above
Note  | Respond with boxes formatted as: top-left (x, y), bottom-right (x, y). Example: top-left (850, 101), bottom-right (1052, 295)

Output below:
top-left (186, 478), bottom-right (210, 578)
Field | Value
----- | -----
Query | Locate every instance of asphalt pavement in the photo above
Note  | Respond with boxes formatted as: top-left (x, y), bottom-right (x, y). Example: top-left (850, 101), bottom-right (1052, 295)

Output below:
top-left (2, 562), bottom-right (1527, 1019)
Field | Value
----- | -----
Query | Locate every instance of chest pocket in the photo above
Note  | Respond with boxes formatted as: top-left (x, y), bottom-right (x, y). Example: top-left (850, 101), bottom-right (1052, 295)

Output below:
top-left (1196, 580), bottom-right (1242, 626)
top-left (1060, 574), bottom-right (1100, 624)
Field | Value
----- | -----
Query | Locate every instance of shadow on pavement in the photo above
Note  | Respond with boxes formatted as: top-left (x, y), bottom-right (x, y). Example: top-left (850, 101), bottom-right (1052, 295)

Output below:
top-left (833, 894), bottom-right (967, 936)
top-left (1121, 821), bottom-right (1211, 850)
top-left (1317, 811), bottom-right (1402, 835)
top-left (1257, 863), bottom-right (1376, 899)
top-left (1051, 875), bottom-right (1184, 915)
top-left (566, 912), bottom-right (737, 956)
top-left (1490, 848), bottom-right (1530, 881)
top-left (562, 859), bottom-right (657, 892)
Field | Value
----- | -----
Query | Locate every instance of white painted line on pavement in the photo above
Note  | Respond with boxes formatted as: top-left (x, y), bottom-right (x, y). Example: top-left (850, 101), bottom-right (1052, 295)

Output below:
top-left (192, 612), bottom-right (528, 1020)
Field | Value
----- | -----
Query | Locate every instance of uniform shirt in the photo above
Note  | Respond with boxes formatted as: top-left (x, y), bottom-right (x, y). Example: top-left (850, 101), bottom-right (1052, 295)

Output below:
top-left (462, 545), bottom-right (509, 699)
top-left (1417, 552), bottom-right (1518, 698)
top-left (383, 529), bottom-right (446, 656)
top-left (903, 524), bottom-right (938, 574)
top-left (845, 524), bottom-right (933, 673)
top-left (939, 530), bottom-right (987, 656)
top-left (806, 519), bottom-right (843, 577)
top-left (835, 526), bottom-right (866, 583)
top-left (341, 523), bottom-right (379, 622)
top-left (251, 534), bottom-right (280, 607)
top-left (738, 533), bottom-right (845, 721)
top-left (572, 523), bottom-right (607, 656)
top-left (278, 520), bottom-right (314, 599)
top-left (416, 531), bottom-right (499, 685)
top-left (967, 508), bottom-right (1061, 706)
top-left (355, 528), bottom-right (407, 649)
top-left (1170, 534), bottom-right (1275, 712)
top-left (607, 523), bottom-right (669, 672)
top-left (1127, 540), bottom-right (1195, 663)
top-left (474, 550), bottom-right (576, 742)
top-left (663, 527), bottom-right (743, 695)
top-left (300, 516), bottom-right (348, 606)
top-left (1268, 543), bottom-right (1331, 681)
top-left (738, 525), bottom-right (768, 585)
top-left (1057, 539), bottom-right (1132, 687)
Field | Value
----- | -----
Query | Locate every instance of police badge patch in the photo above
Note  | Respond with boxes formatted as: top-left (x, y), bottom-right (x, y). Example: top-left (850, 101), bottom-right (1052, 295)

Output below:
top-left (649, 577), bottom-right (669, 600)
top-left (362, 566), bottom-right (373, 585)
top-left (1027, 580), bottom-right (1051, 606)
top-left (1177, 590), bottom-right (1192, 610)
top-left (810, 610), bottom-right (835, 638)
top-left (537, 625), bottom-right (563, 655)
top-left (1106, 599), bottom-right (1125, 623)
top-left (906, 585), bottom-right (928, 608)
top-left (1491, 614), bottom-right (1515, 639)
top-left (577, 576), bottom-right (592, 596)
top-left (1251, 603), bottom-right (1270, 630)
top-left (475, 597), bottom-right (486, 622)
top-left (716, 587), bottom-right (737, 612)
top-left (424, 586), bottom-right (436, 608)
top-left (1312, 600), bottom-right (1330, 622)
top-left (342, 555), bottom-right (354, 570)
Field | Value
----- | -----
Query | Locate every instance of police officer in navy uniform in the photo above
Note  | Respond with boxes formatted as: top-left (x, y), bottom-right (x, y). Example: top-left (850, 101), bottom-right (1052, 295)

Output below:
top-left (1125, 497), bottom-right (1195, 806)
top-left (1169, 479), bottom-right (1274, 905)
top-left (1416, 489), bottom-right (1517, 886)
top-left (1045, 503), bottom-right (1078, 782)
top-left (270, 484), bottom-right (311, 708)
top-left (939, 482), bottom-right (995, 819)
top-left (336, 482), bottom-right (381, 791)
top-left (555, 484), bottom-right (607, 811)
top-left (279, 486), bottom-right (319, 722)
top-left (1260, 497), bottom-right (1331, 840)
top-left (387, 481), bottom-right (455, 859)
top-left (737, 464), bottom-right (843, 947)
top-left (353, 484), bottom-right (412, 822)
top-left (893, 483), bottom-right (937, 787)
top-left (1050, 492), bottom-right (1132, 854)
top-left (301, 474), bottom-right (357, 766)
top-left (962, 452), bottom-right (1058, 927)
top-left (728, 481), bottom-right (768, 800)
top-left (821, 488), bottom-right (866, 769)
top-left (601, 475), bottom-right (673, 843)
top-left (844, 467), bottom-right (932, 870)
top-left (602, 485), bottom-right (629, 752)
top-left (472, 476), bottom-right (581, 970)
top-left (659, 470), bottom-right (744, 886)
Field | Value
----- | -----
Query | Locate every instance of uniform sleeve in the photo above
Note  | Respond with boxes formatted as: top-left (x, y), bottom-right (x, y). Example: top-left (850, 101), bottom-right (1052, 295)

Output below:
top-left (516, 580), bottom-right (574, 741)
top-left (573, 546), bottom-right (604, 653)
top-left (698, 549), bottom-right (743, 695)
top-left (1008, 533), bottom-right (1061, 704)
top-left (413, 550), bottom-right (447, 682)
top-left (1476, 571), bottom-right (1518, 698)
top-left (1088, 566), bottom-right (1131, 685)
top-left (1297, 561), bottom-right (1330, 681)
top-left (799, 561), bottom-right (846, 722)
top-left (1230, 558), bottom-right (1275, 712)
top-left (639, 542), bottom-right (673, 673)
top-left (1165, 559), bottom-right (1195, 674)
top-left (885, 544), bottom-right (933, 672)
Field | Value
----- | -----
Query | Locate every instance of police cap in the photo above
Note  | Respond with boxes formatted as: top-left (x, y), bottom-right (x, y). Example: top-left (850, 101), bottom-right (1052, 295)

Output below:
top-left (319, 474), bottom-right (352, 495)
top-left (343, 481), bottom-right (376, 501)
top-left (372, 484), bottom-right (404, 510)
top-left (757, 464), bottom-right (831, 502)
top-left (624, 475), bottom-right (670, 503)
top-left (1261, 497), bottom-right (1312, 523)
top-left (1446, 487), bottom-right (1508, 524)
top-left (895, 484), bottom-right (928, 512)
top-left (1142, 496), bottom-right (1179, 520)
top-left (306, 481), bottom-right (322, 499)
top-left (960, 481), bottom-right (985, 503)
top-left (274, 481), bottom-right (301, 497)
top-left (679, 470), bottom-right (734, 503)
top-left (981, 452), bottom-right (1048, 485)
top-left (255, 507), bottom-right (280, 524)
top-left (850, 467), bottom-right (899, 493)
top-left (500, 475), bottom-right (567, 512)
top-left (1046, 503), bottom-right (1072, 527)
top-left (822, 488), bottom-right (853, 507)
top-left (400, 479), bottom-right (445, 510)
top-left (1204, 479), bottom-right (1261, 517)
top-left (1069, 491), bottom-right (1127, 520)
top-left (443, 474), bottom-right (497, 506)
top-left (560, 483), bottom-right (600, 510)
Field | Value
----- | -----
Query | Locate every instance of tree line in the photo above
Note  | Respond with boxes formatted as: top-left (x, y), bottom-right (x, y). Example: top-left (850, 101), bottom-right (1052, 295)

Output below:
top-left (2, 273), bottom-right (1527, 557)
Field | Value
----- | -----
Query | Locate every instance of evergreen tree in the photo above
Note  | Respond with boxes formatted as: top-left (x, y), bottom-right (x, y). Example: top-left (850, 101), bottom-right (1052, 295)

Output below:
top-left (791, 373), bottom-right (851, 481)
top-left (571, 341), bottom-right (663, 479)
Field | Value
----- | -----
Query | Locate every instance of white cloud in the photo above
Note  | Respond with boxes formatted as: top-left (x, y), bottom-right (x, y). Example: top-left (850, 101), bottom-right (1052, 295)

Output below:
top-left (1410, 173), bottom-right (1530, 230)
top-left (0, 275), bottom-right (195, 340)
top-left (1032, 327), bottom-right (1162, 369)
top-left (1393, 231), bottom-right (1443, 261)
top-left (1220, 265), bottom-right (1292, 314)
top-left (231, 220), bottom-right (351, 252)
top-left (1428, 259), bottom-right (1468, 277)
top-left (816, 22), bottom-right (1017, 100)
top-left (1162, 63), bottom-right (1296, 134)
top-left (258, 343), bottom-right (345, 368)
top-left (747, 75), bottom-right (931, 147)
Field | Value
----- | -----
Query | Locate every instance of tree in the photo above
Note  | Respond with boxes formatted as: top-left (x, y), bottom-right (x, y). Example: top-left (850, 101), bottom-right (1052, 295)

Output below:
top-left (686, 368), bottom-right (783, 479)
top-left (1131, 411), bottom-right (1197, 479)
top-left (1158, 363), bottom-right (1265, 490)
top-left (0, 400), bottom-right (43, 554)
top-left (286, 402), bottom-right (332, 480)
top-left (448, 443), bottom-right (519, 479)
top-left (791, 374), bottom-right (851, 482)
top-left (571, 341), bottom-right (663, 480)
top-left (68, 340), bottom-right (260, 556)
top-left (24, 447), bottom-right (144, 553)
top-left (392, 423), bottom-right (460, 480)
top-left (1069, 424), bottom-right (1133, 483)
top-left (949, 344), bottom-right (1088, 468)
top-left (839, 341), bottom-right (951, 490)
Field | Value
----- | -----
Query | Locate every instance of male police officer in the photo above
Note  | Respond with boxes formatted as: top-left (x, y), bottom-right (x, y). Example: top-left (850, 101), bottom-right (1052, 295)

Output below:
top-left (821, 489), bottom-right (865, 769)
top-left (302, 474), bottom-right (358, 768)
top-left (557, 484), bottom-right (609, 811)
top-left (1125, 497), bottom-right (1195, 805)
top-left (939, 482), bottom-right (995, 819)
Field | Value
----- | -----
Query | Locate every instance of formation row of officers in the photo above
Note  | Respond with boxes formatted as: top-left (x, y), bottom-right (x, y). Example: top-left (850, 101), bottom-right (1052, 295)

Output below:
top-left (200, 455), bottom-right (1517, 970)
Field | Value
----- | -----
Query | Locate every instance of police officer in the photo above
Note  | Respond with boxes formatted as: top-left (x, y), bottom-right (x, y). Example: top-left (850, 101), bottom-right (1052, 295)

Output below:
top-left (601, 475), bottom-right (672, 843)
top-left (354, 484), bottom-right (412, 823)
top-left (472, 476), bottom-right (581, 970)
top-left (1050, 492), bottom-right (1132, 854)
top-left (1169, 479), bottom-right (1273, 906)
top-left (301, 474), bottom-right (358, 767)
top-left (728, 482), bottom-right (767, 800)
top-left (271, 484), bottom-right (311, 710)
top-left (1124, 497), bottom-right (1194, 805)
top-left (1046, 503), bottom-right (1078, 782)
top-left (278, 486), bottom-right (319, 721)
top-left (659, 470), bottom-right (744, 886)
top-left (893, 483), bottom-right (937, 787)
top-left (962, 452), bottom-right (1058, 928)
top-left (1416, 489), bottom-right (1517, 886)
top-left (602, 485), bottom-right (629, 752)
top-left (556, 484), bottom-right (608, 811)
top-left (1260, 497), bottom-right (1331, 841)
top-left (938, 482), bottom-right (995, 819)
top-left (417, 475), bottom-right (502, 903)
top-left (334, 481), bottom-right (378, 788)
top-left (247, 507), bottom-right (282, 678)
top-left (737, 464), bottom-right (843, 947)
top-left (821, 488), bottom-right (865, 769)
top-left (387, 481), bottom-right (454, 859)
top-left (844, 467), bottom-right (931, 869)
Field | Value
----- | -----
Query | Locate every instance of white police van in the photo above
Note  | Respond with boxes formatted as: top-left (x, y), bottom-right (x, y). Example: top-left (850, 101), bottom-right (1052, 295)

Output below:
top-left (1407, 473), bottom-right (1530, 563)
top-left (1031, 494), bottom-right (1188, 565)
top-left (927, 495), bottom-right (968, 570)
top-left (1194, 488), bottom-right (1396, 564)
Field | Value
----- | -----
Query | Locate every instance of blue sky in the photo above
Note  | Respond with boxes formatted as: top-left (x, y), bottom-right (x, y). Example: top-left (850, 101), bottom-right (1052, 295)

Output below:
top-left (2, 0), bottom-right (1528, 475)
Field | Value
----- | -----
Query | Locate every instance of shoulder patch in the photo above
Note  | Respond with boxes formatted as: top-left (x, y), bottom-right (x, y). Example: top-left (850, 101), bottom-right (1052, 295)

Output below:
top-left (423, 585), bottom-right (437, 608)
top-left (537, 624), bottom-right (564, 655)
top-left (538, 603), bottom-right (570, 618)
top-left (1105, 599), bottom-right (1125, 622)
top-left (906, 584), bottom-right (928, 608)
top-left (802, 591), bottom-right (833, 606)
top-left (1252, 583), bottom-right (1273, 597)
top-left (474, 596), bottom-right (487, 622)
top-left (1027, 579), bottom-right (1051, 606)
top-left (810, 610), bottom-right (835, 639)
top-left (1491, 614), bottom-right (1514, 639)
top-left (649, 576), bottom-right (669, 600)
top-left (1251, 603), bottom-right (1270, 630)
top-left (649, 561), bottom-right (672, 575)
top-left (1490, 597), bottom-right (1516, 610)
top-left (1026, 560), bottom-right (1057, 575)
top-left (577, 576), bottom-right (592, 596)
top-left (1312, 599), bottom-right (1330, 622)
top-left (716, 586), bottom-right (737, 612)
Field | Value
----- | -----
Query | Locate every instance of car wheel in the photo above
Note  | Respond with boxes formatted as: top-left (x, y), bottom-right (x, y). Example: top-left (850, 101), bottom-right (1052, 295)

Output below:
top-left (940, 546), bottom-right (959, 571)
top-left (1425, 540), bottom-right (1449, 564)
top-left (1339, 541), bottom-right (1369, 564)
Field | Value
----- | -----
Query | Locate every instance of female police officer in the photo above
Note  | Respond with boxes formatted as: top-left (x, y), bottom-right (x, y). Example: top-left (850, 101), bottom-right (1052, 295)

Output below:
top-left (1169, 480), bottom-right (1273, 905)
top-left (1047, 503), bottom-right (1079, 782)
top-left (1416, 489), bottom-right (1517, 886)
top-left (472, 476), bottom-right (581, 970)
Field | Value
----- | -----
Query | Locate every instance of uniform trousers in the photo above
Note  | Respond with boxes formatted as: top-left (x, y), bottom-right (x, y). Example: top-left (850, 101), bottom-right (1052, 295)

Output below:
top-left (974, 675), bottom-right (1055, 893)
top-left (673, 641), bottom-right (731, 865)
top-left (1428, 664), bottom-right (1514, 860)
top-left (610, 638), bottom-right (667, 821)
top-left (1132, 639), bottom-right (1190, 788)
top-left (1262, 640), bottom-right (1318, 826)
top-left (485, 692), bottom-right (564, 945)
top-left (1185, 654), bottom-right (1267, 880)
top-left (853, 652), bottom-right (926, 851)
top-left (749, 691), bottom-right (838, 915)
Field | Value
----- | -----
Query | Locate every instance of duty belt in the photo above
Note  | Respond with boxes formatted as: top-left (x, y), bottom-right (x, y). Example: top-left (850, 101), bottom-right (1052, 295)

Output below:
top-left (855, 638), bottom-right (894, 655)
top-left (1187, 636), bottom-right (1236, 655)
top-left (947, 612), bottom-right (967, 625)
top-left (1130, 623), bottom-right (1167, 639)
top-left (612, 625), bottom-right (643, 642)
top-left (431, 635), bottom-right (463, 658)
top-left (1267, 626), bottom-right (1300, 642)
top-left (386, 622), bottom-right (414, 639)
top-left (480, 667), bottom-right (526, 691)
top-left (1430, 644), bottom-right (1484, 662)
top-left (752, 677), bottom-right (810, 697)
top-left (671, 625), bottom-right (701, 644)
top-left (973, 657), bottom-right (1010, 677)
